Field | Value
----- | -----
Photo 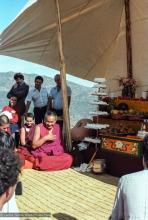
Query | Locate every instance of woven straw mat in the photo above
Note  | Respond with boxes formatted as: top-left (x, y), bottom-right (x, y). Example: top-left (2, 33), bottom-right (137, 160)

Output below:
top-left (16, 169), bottom-right (118, 220)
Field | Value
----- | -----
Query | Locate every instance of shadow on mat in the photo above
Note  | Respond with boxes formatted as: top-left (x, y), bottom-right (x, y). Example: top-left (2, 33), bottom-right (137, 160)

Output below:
top-left (84, 172), bottom-right (118, 186)
top-left (73, 170), bottom-right (119, 186)
top-left (53, 213), bottom-right (78, 220)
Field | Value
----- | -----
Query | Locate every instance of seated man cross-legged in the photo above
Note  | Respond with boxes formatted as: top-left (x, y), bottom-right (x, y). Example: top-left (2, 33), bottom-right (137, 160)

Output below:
top-left (32, 111), bottom-right (73, 171)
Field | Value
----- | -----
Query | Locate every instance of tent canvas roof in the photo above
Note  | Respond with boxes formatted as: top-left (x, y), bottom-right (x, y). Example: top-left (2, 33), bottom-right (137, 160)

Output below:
top-left (0, 0), bottom-right (148, 95)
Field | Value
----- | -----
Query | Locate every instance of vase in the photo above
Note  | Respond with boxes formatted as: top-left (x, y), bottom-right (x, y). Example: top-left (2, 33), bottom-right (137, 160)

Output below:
top-left (122, 85), bottom-right (135, 98)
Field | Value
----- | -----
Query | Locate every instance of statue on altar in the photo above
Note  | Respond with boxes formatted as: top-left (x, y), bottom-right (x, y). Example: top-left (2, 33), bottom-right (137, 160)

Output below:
top-left (119, 77), bottom-right (136, 98)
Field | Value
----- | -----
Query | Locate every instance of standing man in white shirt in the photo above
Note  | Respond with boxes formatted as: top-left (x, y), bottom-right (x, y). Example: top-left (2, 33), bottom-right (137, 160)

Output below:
top-left (47, 74), bottom-right (71, 129)
top-left (25, 76), bottom-right (49, 124)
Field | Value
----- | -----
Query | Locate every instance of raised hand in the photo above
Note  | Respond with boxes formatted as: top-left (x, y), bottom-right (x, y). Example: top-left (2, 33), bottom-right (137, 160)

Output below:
top-left (45, 133), bottom-right (56, 141)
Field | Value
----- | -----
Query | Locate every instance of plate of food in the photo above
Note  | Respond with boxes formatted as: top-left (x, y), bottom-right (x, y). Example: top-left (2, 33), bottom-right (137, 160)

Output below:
top-left (109, 126), bottom-right (136, 136)
top-left (127, 114), bottom-right (144, 121)
top-left (110, 132), bottom-right (136, 136)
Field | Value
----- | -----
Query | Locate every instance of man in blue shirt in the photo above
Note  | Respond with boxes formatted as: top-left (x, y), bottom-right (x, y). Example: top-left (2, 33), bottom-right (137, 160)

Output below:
top-left (48, 74), bottom-right (71, 129)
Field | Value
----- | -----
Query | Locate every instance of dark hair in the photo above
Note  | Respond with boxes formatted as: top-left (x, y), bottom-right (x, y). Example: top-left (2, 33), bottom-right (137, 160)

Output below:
top-left (9, 96), bottom-right (17, 100)
top-left (14, 73), bottom-right (24, 80)
top-left (25, 112), bottom-right (34, 120)
top-left (0, 115), bottom-right (10, 126)
top-left (44, 111), bottom-right (57, 120)
top-left (35, 75), bottom-right (43, 82)
top-left (142, 135), bottom-right (148, 167)
top-left (54, 74), bottom-right (60, 80)
top-left (0, 148), bottom-right (21, 196)
top-left (0, 131), bottom-right (16, 150)
top-left (9, 96), bottom-right (17, 107)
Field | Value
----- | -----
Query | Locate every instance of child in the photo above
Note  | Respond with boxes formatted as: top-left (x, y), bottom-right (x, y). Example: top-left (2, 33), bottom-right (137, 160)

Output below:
top-left (20, 112), bottom-right (35, 148)
top-left (0, 114), bottom-right (10, 134)
top-left (2, 96), bottom-right (20, 134)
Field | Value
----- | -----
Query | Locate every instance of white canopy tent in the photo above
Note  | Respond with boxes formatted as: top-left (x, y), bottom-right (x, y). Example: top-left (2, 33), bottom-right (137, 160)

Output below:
top-left (0, 1), bottom-right (130, 92)
top-left (0, 0), bottom-right (148, 95)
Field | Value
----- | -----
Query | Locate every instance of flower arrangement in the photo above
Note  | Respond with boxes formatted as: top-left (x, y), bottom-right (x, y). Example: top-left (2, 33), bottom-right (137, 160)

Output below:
top-left (119, 77), bottom-right (136, 88)
top-left (119, 77), bottom-right (136, 98)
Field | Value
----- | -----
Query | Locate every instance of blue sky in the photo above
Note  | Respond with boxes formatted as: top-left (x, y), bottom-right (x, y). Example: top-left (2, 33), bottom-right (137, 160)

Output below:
top-left (0, 0), bottom-right (93, 86)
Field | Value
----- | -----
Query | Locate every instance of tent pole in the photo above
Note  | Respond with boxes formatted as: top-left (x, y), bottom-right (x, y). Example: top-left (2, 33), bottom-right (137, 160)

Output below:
top-left (124, 0), bottom-right (133, 78)
top-left (55, 0), bottom-right (72, 151)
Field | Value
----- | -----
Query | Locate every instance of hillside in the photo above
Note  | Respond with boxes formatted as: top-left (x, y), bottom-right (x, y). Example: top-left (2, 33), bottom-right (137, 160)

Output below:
top-left (0, 72), bottom-right (94, 126)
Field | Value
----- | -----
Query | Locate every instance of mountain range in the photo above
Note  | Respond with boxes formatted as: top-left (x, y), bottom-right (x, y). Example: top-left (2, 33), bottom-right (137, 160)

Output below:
top-left (0, 72), bottom-right (94, 127)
